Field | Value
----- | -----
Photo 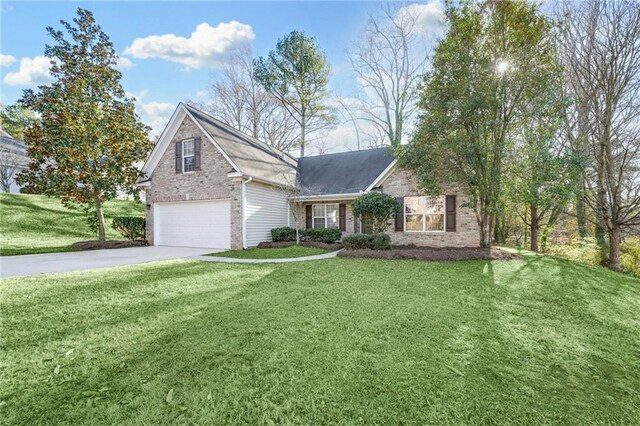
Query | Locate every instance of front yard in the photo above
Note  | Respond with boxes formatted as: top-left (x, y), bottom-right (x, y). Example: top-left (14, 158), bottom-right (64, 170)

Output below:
top-left (1, 254), bottom-right (639, 424)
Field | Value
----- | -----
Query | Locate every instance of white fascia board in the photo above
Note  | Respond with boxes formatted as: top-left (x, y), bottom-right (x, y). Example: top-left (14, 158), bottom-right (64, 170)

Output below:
top-left (140, 105), bottom-right (186, 178)
top-left (365, 159), bottom-right (398, 192)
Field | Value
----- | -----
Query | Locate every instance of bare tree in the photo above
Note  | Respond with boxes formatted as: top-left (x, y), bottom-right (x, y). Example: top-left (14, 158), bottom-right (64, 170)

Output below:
top-left (347, 3), bottom-right (434, 148)
top-left (207, 46), bottom-right (299, 152)
top-left (0, 144), bottom-right (26, 192)
top-left (560, 0), bottom-right (640, 271)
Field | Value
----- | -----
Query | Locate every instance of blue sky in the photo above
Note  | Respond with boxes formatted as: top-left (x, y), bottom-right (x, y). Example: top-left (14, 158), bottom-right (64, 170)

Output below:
top-left (1, 1), bottom-right (444, 151)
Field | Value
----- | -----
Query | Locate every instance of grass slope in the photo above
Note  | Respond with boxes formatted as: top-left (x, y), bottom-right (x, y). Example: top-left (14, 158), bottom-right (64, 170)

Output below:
top-left (0, 193), bottom-right (144, 256)
top-left (209, 245), bottom-right (331, 259)
top-left (1, 254), bottom-right (639, 424)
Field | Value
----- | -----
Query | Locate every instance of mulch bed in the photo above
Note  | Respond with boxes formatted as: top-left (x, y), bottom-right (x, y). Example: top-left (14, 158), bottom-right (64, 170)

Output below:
top-left (71, 240), bottom-right (148, 251)
top-left (337, 246), bottom-right (520, 261)
top-left (257, 241), bottom-right (342, 250)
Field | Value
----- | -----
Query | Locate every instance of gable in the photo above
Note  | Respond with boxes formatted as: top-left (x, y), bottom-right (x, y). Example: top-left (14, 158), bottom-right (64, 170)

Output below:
top-left (140, 103), bottom-right (296, 187)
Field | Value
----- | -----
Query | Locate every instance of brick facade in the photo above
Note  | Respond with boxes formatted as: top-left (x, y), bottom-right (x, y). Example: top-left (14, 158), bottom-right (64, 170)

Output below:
top-left (300, 168), bottom-right (480, 247)
top-left (381, 168), bottom-right (480, 247)
top-left (144, 116), bottom-right (243, 249)
top-left (146, 115), bottom-right (479, 249)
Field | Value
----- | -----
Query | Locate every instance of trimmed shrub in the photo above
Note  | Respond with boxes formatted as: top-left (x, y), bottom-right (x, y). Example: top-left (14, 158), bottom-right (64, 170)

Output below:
top-left (352, 192), bottom-right (400, 233)
top-left (112, 216), bottom-right (145, 241)
top-left (342, 233), bottom-right (391, 250)
top-left (300, 228), bottom-right (342, 244)
top-left (271, 227), bottom-right (296, 242)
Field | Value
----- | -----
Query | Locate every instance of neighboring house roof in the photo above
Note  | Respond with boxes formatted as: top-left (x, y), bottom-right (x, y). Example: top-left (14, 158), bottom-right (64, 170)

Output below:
top-left (297, 148), bottom-right (396, 196)
top-left (0, 136), bottom-right (28, 158)
top-left (0, 128), bottom-right (14, 138)
top-left (183, 104), bottom-right (297, 186)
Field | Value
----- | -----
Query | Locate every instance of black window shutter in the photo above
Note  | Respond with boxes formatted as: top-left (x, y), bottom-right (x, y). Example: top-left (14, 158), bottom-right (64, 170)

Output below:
top-left (194, 137), bottom-right (201, 170)
top-left (306, 205), bottom-right (312, 228)
top-left (394, 197), bottom-right (404, 232)
top-left (446, 195), bottom-right (457, 232)
top-left (175, 141), bottom-right (182, 173)
top-left (339, 204), bottom-right (346, 231)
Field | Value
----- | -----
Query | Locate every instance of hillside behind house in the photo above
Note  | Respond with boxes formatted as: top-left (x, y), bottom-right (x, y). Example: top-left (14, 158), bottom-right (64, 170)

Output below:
top-left (0, 193), bottom-right (144, 256)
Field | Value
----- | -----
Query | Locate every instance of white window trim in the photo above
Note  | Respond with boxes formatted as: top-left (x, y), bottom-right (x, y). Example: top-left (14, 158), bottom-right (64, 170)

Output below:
top-left (404, 196), bottom-right (446, 233)
top-left (182, 138), bottom-right (195, 174)
top-left (312, 203), bottom-right (339, 229)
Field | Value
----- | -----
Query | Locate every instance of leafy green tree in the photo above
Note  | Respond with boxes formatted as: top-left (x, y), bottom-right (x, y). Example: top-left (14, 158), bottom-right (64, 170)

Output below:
top-left (254, 30), bottom-right (334, 157)
top-left (0, 104), bottom-right (38, 140)
top-left (401, 0), bottom-right (560, 247)
top-left (16, 8), bottom-right (151, 241)
top-left (352, 192), bottom-right (400, 233)
top-left (507, 114), bottom-right (576, 252)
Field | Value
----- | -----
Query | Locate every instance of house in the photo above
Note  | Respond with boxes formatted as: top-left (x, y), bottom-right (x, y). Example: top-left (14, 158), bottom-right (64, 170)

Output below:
top-left (138, 103), bottom-right (479, 249)
top-left (0, 129), bottom-right (28, 193)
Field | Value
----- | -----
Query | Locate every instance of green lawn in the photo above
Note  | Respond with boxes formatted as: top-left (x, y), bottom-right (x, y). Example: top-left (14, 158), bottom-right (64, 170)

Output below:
top-left (0, 193), bottom-right (144, 256)
top-left (1, 254), bottom-right (639, 424)
top-left (209, 244), bottom-right (332, 259)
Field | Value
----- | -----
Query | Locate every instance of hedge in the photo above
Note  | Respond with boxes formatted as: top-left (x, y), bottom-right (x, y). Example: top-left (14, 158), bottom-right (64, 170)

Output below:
top-left (270, 227), bottom-right (342, 244)
top-left (342, 233), bottom-right (391, 250)
top-left (271, 227), bottom-right (297, 242)
top-left (112, 216), bottom-right (146, 241)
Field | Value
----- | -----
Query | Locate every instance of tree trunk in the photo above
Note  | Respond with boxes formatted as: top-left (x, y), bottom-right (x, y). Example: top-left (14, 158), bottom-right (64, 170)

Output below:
top-left (608, 226), bottom-right (621, 272)
top-left (530, 204), bottom-right (539, 252)
top-left (576, 182), bottom-right (587, 238)
top-left (95, 196), bottom-right (106, 242)
top-left (300, 115), bottom-right (306, 158)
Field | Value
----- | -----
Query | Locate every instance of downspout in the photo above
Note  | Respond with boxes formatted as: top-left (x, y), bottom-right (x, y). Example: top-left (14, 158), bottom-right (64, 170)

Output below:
top-left (241, 176), bottom-right (252, 249)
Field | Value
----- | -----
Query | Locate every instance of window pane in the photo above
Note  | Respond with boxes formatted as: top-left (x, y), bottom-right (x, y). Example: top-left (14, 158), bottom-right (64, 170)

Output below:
top-left (313, 204), bottom-right (324, 217)
top-left (183, 140), bottom-right (194, 156)
top-left (313, 218), bottom-right (325, 228)
top-left (425, 197), bottom-right (444, 214)
top-left (405, 214), bottom-right (424, 231)
top-left (425, 214), bottom-right (444, 231)
top-left (404, 196), bottom-right (422, 214)
top-left (183, 156), bottom-right (195, 172)
top-left (326, 204), bottom-right (338, 228)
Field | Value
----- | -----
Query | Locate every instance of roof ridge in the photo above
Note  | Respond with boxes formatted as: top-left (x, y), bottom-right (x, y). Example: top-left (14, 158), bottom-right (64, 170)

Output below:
top-left (183, 103), bottom-right (297, 166)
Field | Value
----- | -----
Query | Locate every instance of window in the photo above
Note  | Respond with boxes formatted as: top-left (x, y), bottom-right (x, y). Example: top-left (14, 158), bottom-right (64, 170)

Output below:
top-left (312, 203), bottom-right (338, 229)
top-left (404, 196), bottom-right (445, 232)
top-left (182, 139), bottom-right (195, 173)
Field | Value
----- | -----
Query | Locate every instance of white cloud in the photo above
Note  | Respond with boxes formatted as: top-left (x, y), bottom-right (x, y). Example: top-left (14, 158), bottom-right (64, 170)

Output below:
top-left (195, 90), bottom-right (208, 99)
top-left (124, 21), bottom-right (255, 69)
top-left (127, 90), bottom-right (175, 137)
top-left (3, 56), bottom-right (55, 86)
top-left (141, 101), bottom-right (175, 118)
top-left (116, 57), bottom-right (134, 69)
top-left (0, 54), bottom-right (16, 67)
top-left (397, 1), bottom-right (446, 36)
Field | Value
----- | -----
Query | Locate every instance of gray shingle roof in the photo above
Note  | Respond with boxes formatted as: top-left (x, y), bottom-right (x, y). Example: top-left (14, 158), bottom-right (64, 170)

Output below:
top-left (0, 136), bottom-right (28, 158)
top-left (297, 148), bottom-right (395, 196)
top-left (184, 104), bottom-right (297, 186)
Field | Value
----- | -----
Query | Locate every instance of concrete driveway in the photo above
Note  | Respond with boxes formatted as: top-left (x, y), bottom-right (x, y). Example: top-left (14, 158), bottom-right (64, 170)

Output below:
top-left (0, 246), bottom-right (217, 279)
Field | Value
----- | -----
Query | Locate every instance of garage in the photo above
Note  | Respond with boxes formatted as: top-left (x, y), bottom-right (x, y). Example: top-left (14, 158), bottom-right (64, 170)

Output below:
top-left (154, 200), bottom-right (231, 249)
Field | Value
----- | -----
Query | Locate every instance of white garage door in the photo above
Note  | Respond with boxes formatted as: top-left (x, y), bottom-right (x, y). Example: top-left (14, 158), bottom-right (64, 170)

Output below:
top-left (155, 200), bottom-right (231, 249)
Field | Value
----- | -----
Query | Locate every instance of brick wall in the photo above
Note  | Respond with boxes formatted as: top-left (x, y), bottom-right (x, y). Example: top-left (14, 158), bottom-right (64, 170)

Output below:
top-left (144, 116), bottom-right (243, 249)
top-left (381, 168), bottom-right (480, 247)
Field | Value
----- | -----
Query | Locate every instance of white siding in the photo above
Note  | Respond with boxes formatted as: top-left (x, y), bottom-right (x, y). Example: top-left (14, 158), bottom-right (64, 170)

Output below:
top-left (245, 181), bottom-right (289, 247)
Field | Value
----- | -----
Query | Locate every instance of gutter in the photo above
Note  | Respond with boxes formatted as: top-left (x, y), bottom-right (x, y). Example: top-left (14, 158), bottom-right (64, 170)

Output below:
top-left (289, 192), bottom-right (364, 202)
top-left (241, 176), bottom-right (252, 249)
